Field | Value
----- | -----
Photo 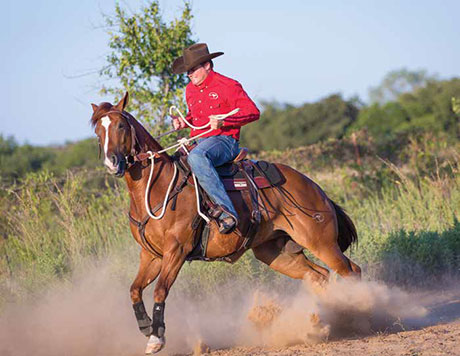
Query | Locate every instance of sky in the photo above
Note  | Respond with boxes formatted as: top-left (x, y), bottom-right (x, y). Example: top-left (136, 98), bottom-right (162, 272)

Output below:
top-left (1, 0), bottom-right (459, 145)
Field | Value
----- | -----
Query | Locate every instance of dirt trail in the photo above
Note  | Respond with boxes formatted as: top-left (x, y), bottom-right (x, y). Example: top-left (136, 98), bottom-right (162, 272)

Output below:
top-left (205, 321), bottom-right (460, 355)
top-left (1, 265), bottom-right (459, 356)
top-left (193, 286), bottom-right (460, 356)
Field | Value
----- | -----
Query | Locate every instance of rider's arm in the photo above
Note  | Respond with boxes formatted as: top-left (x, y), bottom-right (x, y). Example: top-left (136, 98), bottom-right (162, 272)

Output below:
top-left (222, 82), bottom-right (260, 128)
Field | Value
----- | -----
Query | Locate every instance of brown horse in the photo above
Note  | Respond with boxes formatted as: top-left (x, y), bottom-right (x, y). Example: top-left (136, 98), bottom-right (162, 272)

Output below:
top-left (90, 92), bottom-right (360, 354)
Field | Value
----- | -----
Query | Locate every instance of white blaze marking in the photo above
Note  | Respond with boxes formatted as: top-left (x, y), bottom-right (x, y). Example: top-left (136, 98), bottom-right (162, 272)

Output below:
top-left (101, 116), bottom-right (116, 171)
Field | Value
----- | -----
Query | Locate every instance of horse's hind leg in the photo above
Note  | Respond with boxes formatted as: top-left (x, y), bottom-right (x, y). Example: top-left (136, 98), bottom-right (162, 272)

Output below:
top-left (312, 244), bottom-right (360, 279)
top-left (130, 249), bottom-right (162, 337)
top-left (288, 210), bottom-right (359, 279)
top-left (252, 234), bottom-right (329, 284)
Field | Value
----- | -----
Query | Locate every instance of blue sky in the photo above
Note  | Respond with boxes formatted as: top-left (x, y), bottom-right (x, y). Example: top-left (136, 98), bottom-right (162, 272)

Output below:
top-left (1, 0), bottom-right (459, 145)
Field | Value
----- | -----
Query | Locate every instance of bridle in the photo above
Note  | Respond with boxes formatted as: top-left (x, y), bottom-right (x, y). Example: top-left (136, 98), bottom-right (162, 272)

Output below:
top-left (96, 106), bottom-right (240, 222)
top-left (99, 109), bottom-right (160, 169)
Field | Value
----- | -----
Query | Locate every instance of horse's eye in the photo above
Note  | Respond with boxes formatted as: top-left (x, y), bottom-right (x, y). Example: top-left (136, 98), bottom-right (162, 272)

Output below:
top-left (118, 124), bottom-right (126, 131)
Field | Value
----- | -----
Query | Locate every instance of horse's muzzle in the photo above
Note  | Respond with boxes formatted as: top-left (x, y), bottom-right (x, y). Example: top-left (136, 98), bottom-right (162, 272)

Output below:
top-left (115, 157), bottom-right (127, 177)
top-left (106, 154), bottom-right (126, 177)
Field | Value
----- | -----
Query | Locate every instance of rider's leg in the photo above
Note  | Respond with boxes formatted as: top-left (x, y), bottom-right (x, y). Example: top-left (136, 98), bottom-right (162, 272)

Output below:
top-left (187, 135), bottom-right (240, 226)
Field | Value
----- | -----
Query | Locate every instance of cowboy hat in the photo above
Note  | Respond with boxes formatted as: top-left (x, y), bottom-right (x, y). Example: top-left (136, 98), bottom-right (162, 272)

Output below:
top-left (172, 43), bottom-right (223, 74)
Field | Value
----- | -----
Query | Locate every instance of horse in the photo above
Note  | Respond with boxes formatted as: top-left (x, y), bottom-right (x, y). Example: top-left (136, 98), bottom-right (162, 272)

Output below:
top-left (90, 92), bottom-right (360, 354)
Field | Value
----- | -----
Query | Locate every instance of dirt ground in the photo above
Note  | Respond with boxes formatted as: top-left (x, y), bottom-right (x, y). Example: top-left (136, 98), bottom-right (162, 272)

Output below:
top-left (189, 288), bottom-right (460, 356)
top-left (2, 271), bottom-right (459, 356)
top-left (202, 320), bottom-right (460, 356)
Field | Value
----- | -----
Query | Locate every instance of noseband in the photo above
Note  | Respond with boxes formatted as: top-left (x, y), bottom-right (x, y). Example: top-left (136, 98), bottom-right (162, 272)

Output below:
top-left (106, 110), bottom-right (139, 163)
top-left (98, 110), bottom-right (164, 169)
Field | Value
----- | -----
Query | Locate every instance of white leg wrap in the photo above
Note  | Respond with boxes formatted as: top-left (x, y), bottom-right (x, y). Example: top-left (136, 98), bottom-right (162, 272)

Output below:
top-left (145, 334), bottom-right (165, 354)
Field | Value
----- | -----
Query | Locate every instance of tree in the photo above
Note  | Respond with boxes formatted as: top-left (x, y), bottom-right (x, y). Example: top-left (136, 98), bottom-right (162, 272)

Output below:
top-left (240, 94), bottom-right (359, 151)
top-left (351, 102), bottom-right (410, 137)
top-left (351, 78), bottom-right (460, 138)
top-left (398, 78), bottom-right (460, 135)
top-left (100, 1), bottom-right (195, 134)
top-left (369, 68), bottom-right (437, 104)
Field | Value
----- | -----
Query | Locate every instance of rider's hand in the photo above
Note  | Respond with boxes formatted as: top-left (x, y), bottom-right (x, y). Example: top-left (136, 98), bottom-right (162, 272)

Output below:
top-left (172, 117), bottom-right (186, 130)
top-left (209, 116), bottom-right (224, 130)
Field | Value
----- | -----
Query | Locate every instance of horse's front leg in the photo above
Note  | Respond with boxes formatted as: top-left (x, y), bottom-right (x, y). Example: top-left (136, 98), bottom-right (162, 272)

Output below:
top-left (145, 237), bottom-right (190, 354)
top-left (130, 249), bottom-right (162, 337)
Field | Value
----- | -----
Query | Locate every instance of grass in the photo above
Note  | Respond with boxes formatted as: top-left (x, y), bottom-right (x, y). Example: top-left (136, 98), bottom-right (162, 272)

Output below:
top-left (0, 132), bottom-right (459, 305)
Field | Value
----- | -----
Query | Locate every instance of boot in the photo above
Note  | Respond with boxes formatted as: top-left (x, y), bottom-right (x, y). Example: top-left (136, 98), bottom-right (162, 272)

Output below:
top-left (218, 215), bottom-right (237, 234)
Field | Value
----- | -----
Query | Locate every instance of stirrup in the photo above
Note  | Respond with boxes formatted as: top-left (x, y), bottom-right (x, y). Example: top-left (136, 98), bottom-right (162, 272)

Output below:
top-left (218, 216), bottom-right (237, 234)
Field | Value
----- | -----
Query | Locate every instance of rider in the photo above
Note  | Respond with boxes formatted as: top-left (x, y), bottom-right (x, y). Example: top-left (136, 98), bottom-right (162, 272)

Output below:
top-left (171, 43), bottom-right (260, 234)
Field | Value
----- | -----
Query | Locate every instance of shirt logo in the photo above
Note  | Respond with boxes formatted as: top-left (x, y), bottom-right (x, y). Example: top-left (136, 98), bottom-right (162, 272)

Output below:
top-left (209, 92), bottom-right (219, 100)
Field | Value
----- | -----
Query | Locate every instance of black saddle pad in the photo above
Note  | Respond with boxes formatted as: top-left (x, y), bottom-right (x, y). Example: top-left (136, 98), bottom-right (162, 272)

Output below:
top-left (216, 160), bottom-right (284, 186)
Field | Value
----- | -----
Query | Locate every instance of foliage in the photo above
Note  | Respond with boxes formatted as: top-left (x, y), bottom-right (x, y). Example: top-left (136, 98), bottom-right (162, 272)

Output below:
top-left (0, 170), bottom-right (132, 301)
top-left (368, 68), bottom-right (436, 104)
top-left (240, 94), bottom-right (359, 152)
top-left (100, 0), bottom-right (195, 133)
top-left (453, 97), bottom-right (460, 115)
top-left (0, 135), bottom-right (55, 183)
top-left (1, 132), bottom-right (459, 305)
top-left (351, 78), bottom-right (460, 138)
top-left (0, 135), bottom-right (99, 184)
top-left (241, 73), bottom-right (460, 153)
top-left (351, 102), bottom-right (410, 137)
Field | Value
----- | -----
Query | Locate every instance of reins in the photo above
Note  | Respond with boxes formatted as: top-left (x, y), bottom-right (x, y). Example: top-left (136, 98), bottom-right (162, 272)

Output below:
top-left (104, 106), bottom-right (241, 257)
top-left (129, 107), bottom-right (240, 221)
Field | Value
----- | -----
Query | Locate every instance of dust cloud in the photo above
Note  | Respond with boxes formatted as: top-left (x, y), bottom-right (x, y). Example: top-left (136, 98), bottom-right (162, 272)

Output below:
top-left (0, 262), bottom-right (457, 356)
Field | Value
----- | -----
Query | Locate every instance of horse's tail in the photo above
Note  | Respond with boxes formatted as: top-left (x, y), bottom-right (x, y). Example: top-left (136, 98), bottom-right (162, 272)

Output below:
top-left (330, 200), bottom-right (358, 252)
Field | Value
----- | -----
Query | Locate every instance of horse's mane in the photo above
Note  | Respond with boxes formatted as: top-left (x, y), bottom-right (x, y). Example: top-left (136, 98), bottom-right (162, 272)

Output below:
top-left (90, 103), bottom-right (167, 157)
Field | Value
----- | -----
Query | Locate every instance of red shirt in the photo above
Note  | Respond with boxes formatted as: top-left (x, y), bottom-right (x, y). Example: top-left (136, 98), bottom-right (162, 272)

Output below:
top-left (184, 70), bottom-right (260, 140)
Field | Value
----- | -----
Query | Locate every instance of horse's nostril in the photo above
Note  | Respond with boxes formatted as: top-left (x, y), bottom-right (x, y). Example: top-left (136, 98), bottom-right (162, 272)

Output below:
top-left (111, 155), bottom-right (118, 166)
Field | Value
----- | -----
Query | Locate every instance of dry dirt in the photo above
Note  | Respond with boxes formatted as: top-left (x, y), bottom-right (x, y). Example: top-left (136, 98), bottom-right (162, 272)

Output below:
top-left (1, 265), bottom-right (459, 356)
top-left (189, 286), bottom-right (460, 356)
top-left (200, 321), bottom-right (460, 356)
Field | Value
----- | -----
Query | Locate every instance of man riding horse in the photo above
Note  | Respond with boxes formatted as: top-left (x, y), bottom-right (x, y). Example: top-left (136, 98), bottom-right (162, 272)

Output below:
top-left (90, 43), bottom-right (360, 355)
top-left (170, 43), bottom-right (260, 234)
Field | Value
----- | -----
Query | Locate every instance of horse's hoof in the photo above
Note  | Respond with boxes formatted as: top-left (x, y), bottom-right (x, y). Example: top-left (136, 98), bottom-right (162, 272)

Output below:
top-left (145, 335), bottom-right (165, 354)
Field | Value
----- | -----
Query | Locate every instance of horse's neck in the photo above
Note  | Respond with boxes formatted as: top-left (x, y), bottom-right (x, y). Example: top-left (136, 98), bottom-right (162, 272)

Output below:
top-left (124, 114), bottom-right (174, 218)
top-left (127, 113), bottom-right (164, 154)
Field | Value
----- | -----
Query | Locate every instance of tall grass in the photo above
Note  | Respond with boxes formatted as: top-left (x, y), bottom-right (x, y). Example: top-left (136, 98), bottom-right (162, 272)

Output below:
top-left (350, 165), bottom-right (460, 285)
top-left (1, 133), bottom-right (459, 305)
top-left (0, 170), bottom-right (136, 303)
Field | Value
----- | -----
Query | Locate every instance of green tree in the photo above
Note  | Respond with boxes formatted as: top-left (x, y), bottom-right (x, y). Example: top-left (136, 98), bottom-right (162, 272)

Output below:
top-left (0, 136), bottom-right (56, 183)
top-left (351, 78), bottom-right (460, 138)
top-left (100, 1), bottom-right (195, 134)
top-left (398, 78), bottom-right (460, 135)
top-left (241, 94), bottom-right (359, 151)
top-left (453, 97), bottom-right (460, 115)
top-left (351, 102), bottom-right (410, 137)
top-left (369, 68), bottom-right (436, 104)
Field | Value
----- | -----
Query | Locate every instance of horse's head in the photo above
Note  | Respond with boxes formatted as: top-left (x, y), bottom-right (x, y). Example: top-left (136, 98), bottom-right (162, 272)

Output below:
top-left (90, 92), bottom-right (138, 177)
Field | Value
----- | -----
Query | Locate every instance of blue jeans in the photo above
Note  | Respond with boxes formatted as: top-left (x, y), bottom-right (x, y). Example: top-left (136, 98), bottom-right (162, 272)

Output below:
top-left (187, 135), bottom-right (240, 219)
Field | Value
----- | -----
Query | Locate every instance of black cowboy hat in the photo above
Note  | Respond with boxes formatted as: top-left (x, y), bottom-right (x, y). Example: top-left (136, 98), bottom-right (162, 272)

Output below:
top-left (172, 43), bottom-right (224, 74)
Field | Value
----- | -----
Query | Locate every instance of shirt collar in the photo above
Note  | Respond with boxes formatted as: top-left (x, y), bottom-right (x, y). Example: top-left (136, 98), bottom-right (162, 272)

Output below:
top-left (195, 70), bottom-right (215, 90)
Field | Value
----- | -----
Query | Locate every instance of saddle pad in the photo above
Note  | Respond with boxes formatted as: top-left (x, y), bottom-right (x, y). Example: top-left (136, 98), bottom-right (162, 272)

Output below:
top-left (221, 160), bottom-right (285, 191)
top-left (223, 176), bottom-right (271, 191)
top-left (256, 160), bottom-right (284, 186)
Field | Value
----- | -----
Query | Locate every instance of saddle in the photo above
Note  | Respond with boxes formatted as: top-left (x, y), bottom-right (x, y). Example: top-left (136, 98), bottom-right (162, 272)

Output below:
top-left (172, 145), bottom-right (285, 262)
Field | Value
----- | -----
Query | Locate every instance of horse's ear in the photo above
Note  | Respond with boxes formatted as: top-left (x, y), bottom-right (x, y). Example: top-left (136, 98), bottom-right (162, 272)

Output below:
top-left (91, 103), bottom-right (98, 113)
top-left (115, 92), bottom-right (129, 111)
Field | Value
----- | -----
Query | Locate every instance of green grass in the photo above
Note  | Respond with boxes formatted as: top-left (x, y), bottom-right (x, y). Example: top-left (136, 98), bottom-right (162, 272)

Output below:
top-left (1, 132), bottom-right (459, 305)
